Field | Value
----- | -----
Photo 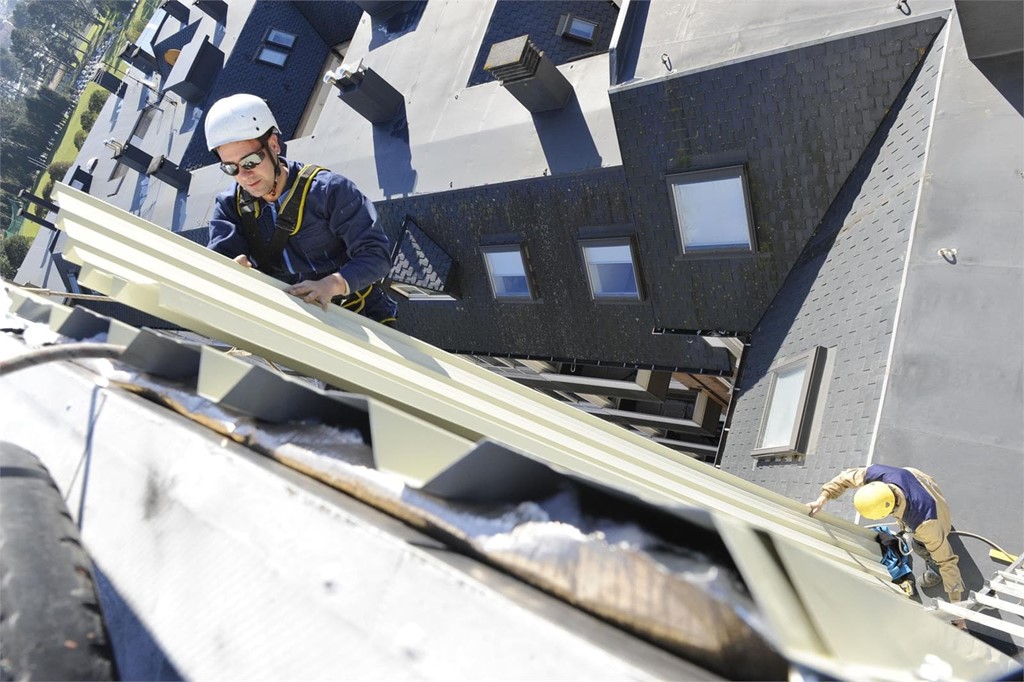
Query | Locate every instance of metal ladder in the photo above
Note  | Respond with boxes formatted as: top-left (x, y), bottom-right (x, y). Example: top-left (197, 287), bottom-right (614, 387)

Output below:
top-left (933, 554), bottom-right (1024, 646)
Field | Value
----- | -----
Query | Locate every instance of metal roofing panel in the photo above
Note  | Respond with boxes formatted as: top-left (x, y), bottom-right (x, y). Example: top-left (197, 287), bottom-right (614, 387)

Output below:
top-left (51, 183), bottom-right (887, 573)
top-left (4, 275), bottom-right (1020, 677)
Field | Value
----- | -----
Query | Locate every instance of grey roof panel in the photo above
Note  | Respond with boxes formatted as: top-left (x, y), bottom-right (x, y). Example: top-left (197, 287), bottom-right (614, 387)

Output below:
top-left (717, 22), bottom-right (947, 509)
top-left (873, 14), bottom-right (1024, 561)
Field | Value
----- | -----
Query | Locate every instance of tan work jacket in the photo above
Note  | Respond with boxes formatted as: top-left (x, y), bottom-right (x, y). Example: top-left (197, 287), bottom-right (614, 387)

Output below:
top-left (821, 466), bottom-right (963, 602)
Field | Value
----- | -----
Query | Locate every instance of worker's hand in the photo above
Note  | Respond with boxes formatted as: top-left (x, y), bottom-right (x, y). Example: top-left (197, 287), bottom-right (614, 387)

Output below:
top-left (287, 273), bottom-right (349, 311)
top-left (233, 254), bottom-right (253, 268)
top-left (806, 494), bottom-right (829, 517)
top-left (951, 618), bottom-right (966, 630)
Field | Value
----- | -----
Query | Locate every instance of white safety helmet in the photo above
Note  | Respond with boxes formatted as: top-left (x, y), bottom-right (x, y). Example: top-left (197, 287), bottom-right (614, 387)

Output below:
top-left (204, 94), bottom-right (278, 151)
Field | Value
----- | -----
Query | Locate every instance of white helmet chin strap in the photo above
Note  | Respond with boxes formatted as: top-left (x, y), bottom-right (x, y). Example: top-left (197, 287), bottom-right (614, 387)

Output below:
top-left (262, 134), bottom-right (285, 199)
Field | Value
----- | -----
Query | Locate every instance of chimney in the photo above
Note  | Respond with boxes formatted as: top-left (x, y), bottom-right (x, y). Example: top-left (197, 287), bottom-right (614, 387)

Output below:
top-left (324, 58), bottom-right (403, 124)
top-left (119, 44), bottom-right (158, 73)
top-left (193, 0), bottom-right (228, 25)
top-left (161, 0), bottom-right (190, 23)
top-left (354, 0), bottom-right (411, 20)
top-left (147, 155), bottom-right (191, 191)
top-left (69, 166), bottom-right (94, 193)
top-left (484, 36), bottom-right (572, 113)
top-left (105, 140), bottom-right (153, 175)
top-left (94, 71), bottom-right (127, 99)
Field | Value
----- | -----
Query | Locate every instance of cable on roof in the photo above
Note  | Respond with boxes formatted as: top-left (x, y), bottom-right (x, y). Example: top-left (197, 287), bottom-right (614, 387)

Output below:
top-left (0, 343), bottom-right (127, 375)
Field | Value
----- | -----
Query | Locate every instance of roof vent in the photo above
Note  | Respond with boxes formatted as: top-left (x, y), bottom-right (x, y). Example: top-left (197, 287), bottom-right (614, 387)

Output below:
top-left (147, 155), bottom-right (191, 191)
top-left (484, 36), bottom-right (572, 113)
top-left (324, 58), bottom-right (403, 124)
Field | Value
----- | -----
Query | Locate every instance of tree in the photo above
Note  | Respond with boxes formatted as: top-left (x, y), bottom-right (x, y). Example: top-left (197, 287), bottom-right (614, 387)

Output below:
top-left (0, 49), bottom-right (22, 85)
top-left (48, 161), bottom-right (72, 181)
top-left (2, 235), bottom-right (33, 275)
top-left (88, 89), bottom-right (109, 114)
top-left (0, 234), bottom-right (32, 280)
top-left (25, 89), bottom-right (71, 137)
top-left (0, 245), bottom-right (12, 281)
top-left (80, 108), bottom-right (98, 130)
top-left (39, 177), bottom-right (55, 202)
top-left (0, 99), bottom-right (39, 192)
top-left (9, 1), bottom-right (87, 77)
top-left (0, 191), bottom-right (16, 233)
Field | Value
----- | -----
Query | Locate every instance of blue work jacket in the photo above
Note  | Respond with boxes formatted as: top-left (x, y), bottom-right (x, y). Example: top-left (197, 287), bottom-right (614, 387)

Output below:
top-left (208, 158), bottom-right (392, 293)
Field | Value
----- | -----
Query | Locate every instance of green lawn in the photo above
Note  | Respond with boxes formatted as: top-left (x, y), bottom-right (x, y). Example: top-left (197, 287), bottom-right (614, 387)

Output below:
top-left (23, 82), bottom-right (109, 237)
top-left (22, 0), bottom-right (162, 236)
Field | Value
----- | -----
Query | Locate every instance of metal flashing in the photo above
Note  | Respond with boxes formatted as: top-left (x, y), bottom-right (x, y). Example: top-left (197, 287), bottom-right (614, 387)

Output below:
top-left (610, 8), bottom-right (951, 94)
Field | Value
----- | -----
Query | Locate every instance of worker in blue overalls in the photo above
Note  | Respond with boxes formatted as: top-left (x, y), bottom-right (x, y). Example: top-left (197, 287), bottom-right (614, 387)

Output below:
top-left (204, 94), bottom-right (397, 325)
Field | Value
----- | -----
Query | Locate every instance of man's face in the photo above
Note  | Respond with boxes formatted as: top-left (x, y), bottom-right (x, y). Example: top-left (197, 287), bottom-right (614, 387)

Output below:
top-left (217, 135), bottom-right (280, 199)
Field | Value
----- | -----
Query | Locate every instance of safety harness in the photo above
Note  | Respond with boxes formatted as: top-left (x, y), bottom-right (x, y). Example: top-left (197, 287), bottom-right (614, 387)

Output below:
top-left (234, 163), bottom-right (325, 277)
top-left (234, 164), bottom-right (397, 326)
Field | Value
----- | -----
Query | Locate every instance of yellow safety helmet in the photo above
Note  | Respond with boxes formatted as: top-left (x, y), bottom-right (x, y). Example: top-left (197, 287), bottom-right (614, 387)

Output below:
top-left (854, 481), bottom-right (895, 519)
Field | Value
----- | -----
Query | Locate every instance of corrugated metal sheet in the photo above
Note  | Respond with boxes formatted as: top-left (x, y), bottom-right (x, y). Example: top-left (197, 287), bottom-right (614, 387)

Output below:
top-left (35, 183), bottom-right (1020, 679)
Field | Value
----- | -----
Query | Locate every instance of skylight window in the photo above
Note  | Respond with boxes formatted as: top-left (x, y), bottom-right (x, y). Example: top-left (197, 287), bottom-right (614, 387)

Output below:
top-left (256, 29), bottom-right (297, 67)
top-left (482, 244), bottom-right (535, 299)
top-left (257, 48), bottom-right (289, 67)
top-left (667, 166), bottom-right (756, 254)
top-left (753, 347), bottom-right (827, 458)
top-left (266, 30), bottom-right (297, 49)
top-left (580, 238), bottom-right (642, 301)
top-left (556, 14), bottom-right (600, 45)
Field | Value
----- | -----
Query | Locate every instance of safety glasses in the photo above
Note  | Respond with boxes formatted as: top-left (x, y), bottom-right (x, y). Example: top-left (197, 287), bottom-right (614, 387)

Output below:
top-left (219, 148), bottom-right (266, 176)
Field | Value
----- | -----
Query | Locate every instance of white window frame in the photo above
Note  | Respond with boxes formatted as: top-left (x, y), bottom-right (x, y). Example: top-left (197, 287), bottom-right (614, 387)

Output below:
top-left (579, 237), bottom-right (643, 301)
top-left (666, 165), bottom-right (756, 254)
top-left (482, 244), bottom-right (536, 300)
top-left (752, 346), bottom-right (826, 458)
top-left (389, 283), bottom-right (456, 301)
